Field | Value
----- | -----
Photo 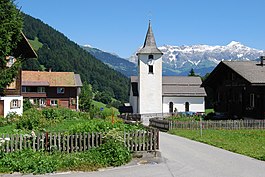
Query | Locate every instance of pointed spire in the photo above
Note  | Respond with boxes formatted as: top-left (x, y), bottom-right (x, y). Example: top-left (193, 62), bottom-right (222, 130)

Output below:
top-left (137, 21), bottom-right (163, 55)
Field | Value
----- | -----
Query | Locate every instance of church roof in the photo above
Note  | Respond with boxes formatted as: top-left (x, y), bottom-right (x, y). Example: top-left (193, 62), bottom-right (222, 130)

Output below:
top-left (130, 76), bottom-right (207, 97)
top-left (137, 21), bottom-right (163, 55)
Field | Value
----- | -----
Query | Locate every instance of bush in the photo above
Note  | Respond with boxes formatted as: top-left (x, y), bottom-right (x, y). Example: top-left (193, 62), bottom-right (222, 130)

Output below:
top-left (0, 112), bottom-right (20, 126)
top-left (0, 149), bottom-right (58, 174)
top-left (16, 109), bottom-right (47, 130)
top-left (97, 140), bottom-right (131, 166)
top-left (23, 99), bottom-right (33, 112)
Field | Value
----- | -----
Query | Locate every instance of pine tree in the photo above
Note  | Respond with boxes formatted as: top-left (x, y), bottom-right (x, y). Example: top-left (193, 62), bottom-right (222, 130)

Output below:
top-left (188, 68), bottom-right (196, 76)
top-left (0, 0), bottom-right (23, 95)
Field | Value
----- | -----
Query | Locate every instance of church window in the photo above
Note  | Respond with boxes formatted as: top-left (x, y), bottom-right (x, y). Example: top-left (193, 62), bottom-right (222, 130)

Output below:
top-left (148, 65), bottom-right (153, 74)
top-left (185, 102), bottom-right (190, 112)
top-left (169, 102), bottom-right (173, 113)
top-left (148, 55), bottom-right (153, 59)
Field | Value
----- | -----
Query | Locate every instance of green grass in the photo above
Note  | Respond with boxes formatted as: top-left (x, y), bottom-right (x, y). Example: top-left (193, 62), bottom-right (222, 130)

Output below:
top-left (28, 37), bottom-right (43, 51)
top-left (44, 118), bottom-right (89, 132)
top-left (92, 100), bottom-right (119, 116)
top-left (169, 129), bottom-right (265, 161)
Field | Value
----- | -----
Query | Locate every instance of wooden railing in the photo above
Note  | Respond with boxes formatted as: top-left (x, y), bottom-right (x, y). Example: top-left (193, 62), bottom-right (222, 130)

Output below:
top-left (0, 129), bottom-right (159, 153)
top-left (150, 118), bottom-right (265, 131)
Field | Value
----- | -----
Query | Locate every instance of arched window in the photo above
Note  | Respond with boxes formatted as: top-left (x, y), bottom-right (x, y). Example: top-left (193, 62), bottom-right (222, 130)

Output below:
top-left (169, 102), bottom-right (173, 113)
top-left (148, 55), bottom-right (153, 59)
top-left (185, 102), bottom-right (190, 112)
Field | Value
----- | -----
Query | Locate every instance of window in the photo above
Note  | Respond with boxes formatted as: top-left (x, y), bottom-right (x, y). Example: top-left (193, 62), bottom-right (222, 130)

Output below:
top-left (22, 87), bottom-right (32, 92)
top-left (169, 102), bottom-right (173, 113)
top-left (50, 99), bottom-right (58, 106)
top-left (57, 87), bottom-right (65, 94)
top-left (39, 98), bottom-right (46, 107)
top-left (250, 94), bottom-right (255, 107)
top-left (37, 87), bottom-right (45, 93)
top-left (148, 55), bottom-right (154, 59)
top-left (148, 65), bottom-right (153, 74)
top-left (22, 86), bottom-right (26, 93)
top-left (10, 99), bottom-right (21, 109)
top-left (185, 102), bottom-right (190, 112)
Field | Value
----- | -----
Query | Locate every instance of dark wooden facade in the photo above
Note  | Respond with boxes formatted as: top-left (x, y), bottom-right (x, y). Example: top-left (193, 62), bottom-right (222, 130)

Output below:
top-left (203, 61), bottom-right (265, 119)
top-left (22, 86), bottom-right (79, 110)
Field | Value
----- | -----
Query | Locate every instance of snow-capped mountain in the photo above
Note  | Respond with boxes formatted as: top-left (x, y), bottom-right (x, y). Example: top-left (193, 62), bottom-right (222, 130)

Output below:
top-left (129, 41), bottom-right (265, 76)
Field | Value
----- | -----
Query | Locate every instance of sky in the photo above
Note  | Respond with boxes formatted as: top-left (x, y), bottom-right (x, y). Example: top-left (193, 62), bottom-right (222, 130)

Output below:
top-left (17, 0), bottom-right (265, 58)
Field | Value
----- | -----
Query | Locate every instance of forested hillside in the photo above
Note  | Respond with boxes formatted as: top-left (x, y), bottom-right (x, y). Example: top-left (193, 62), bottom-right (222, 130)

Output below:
top-left (82, 46), bottom-right (137, 77)
top-left (21, 13), bottom-right (129, 102)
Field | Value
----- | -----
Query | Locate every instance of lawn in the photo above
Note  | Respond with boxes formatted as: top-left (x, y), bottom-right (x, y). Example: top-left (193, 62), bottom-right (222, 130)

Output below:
top-left (169, 129), bottom-right (265, 161)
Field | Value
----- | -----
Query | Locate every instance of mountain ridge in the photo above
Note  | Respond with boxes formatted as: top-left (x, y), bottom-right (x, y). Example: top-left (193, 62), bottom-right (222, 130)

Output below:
top-left (126, 41), bottom-right (265, 76)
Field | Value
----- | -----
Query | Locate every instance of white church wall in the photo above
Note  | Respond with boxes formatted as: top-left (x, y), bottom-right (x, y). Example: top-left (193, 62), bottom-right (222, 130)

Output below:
top-left (163, 96), bottom-right (205, 113)
top-left (138, 54), bottom-right (162, 114)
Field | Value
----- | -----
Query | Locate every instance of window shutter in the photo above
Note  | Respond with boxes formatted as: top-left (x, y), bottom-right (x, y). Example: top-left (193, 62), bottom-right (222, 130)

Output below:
top-left (18, 100), bottom-right (21, 108)
top-left (10, 101), bottom-right (13, 109)
top-left (46, 99), bottom-right (50, 106)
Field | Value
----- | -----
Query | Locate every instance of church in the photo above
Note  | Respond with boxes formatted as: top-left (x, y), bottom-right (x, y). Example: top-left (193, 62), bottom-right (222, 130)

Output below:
top-left (129, 22), bottom-right (206, 115)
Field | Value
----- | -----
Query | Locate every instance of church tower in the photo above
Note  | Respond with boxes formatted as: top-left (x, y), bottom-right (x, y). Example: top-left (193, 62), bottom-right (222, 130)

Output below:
top-left (137, 21), bottom-right (163, 114)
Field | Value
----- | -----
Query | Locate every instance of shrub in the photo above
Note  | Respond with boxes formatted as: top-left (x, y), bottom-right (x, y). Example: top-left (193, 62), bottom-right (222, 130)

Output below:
top-left (16, 109), bottom-right (47, 130)
top-left (23, 99), bottom-right (33, 112)
top-left (0, 149), bottom-right (58, 174)
top-left (98, 140), bottom-right (131, 166)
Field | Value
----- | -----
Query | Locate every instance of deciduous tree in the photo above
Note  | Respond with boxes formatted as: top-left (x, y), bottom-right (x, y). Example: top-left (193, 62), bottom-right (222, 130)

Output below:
top-left (0, 0), bottom-right (23, 95)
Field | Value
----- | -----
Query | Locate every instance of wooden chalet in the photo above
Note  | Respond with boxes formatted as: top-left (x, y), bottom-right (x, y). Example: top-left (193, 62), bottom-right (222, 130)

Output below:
top-left (22, 71), bottom-right (82, 110)
top-left (202, 56), bottom-right (265, 119)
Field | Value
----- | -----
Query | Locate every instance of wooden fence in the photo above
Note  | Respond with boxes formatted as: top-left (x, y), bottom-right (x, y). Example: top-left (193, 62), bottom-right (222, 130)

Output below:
top-left (0, 129), bottom-right (159, 153)
top-left (150, 118), bottom-right (265, 131)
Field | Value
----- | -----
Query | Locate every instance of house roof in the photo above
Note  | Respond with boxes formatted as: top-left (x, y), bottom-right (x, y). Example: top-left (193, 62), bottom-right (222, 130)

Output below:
top-left (130, 76), bottom-right (206, 97)
top-left (222, 61), bottom-right (265, 84)
top-left (137, 21), bottom-right (163, 55)
top-left (22, 71), bottom-right (82, 87)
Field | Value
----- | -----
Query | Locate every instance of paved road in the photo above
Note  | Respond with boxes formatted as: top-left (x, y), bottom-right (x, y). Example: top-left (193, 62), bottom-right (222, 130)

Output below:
top-left (3, 132), bottom-right (265, 177)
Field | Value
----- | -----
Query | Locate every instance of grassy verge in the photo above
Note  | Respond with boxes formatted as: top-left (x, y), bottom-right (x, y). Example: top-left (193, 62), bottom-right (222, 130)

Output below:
top-left (169, 129), bottom-right (265, 161)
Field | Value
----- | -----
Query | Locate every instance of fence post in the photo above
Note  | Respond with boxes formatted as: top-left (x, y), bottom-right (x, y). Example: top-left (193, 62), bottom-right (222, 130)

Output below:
top-left (200, 118), bottom-right (203, 137)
